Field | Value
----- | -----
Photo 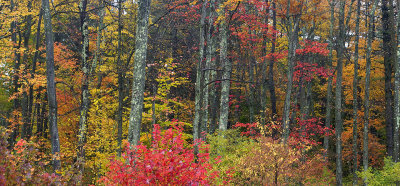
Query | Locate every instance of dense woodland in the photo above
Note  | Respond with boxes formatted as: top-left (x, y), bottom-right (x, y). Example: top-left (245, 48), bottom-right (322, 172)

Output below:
top-left (2, 0), bottom-right (400, 185)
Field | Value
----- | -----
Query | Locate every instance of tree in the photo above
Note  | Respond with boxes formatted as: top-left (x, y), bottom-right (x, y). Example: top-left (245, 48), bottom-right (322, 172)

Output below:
top-left (42, 0), bottom-right (61, 172)
top-left (128, 0), bottom-right (152, 146)
top-left (218, 5), bottom-right (231, 131)
top-left (363, 0), bottom-right (379, 184)
top-left (335, 0), bottom-right (345, 184)
top-left (77, 0), bottom-right (90, 176)
top-left (352, 0), bottom-right (361, 184)
top-left (282, 0), bottom-right (300, 143)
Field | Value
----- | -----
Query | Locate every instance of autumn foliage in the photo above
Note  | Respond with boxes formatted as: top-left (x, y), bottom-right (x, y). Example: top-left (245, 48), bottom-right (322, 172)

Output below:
top-left (99, 124), bottom-right (231, 185)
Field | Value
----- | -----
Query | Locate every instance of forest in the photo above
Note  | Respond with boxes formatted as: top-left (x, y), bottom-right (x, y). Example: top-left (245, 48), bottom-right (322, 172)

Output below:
top-left (1, 0), bottom-right (400, 185)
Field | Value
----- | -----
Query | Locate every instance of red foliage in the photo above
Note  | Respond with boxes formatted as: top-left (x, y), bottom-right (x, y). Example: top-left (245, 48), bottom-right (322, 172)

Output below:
top-left (99, 124), bottom-right (231, 185)
top-left (232, 122), bottom-right (261, 139)
top-left (0, 132), bottom-right (61, 185)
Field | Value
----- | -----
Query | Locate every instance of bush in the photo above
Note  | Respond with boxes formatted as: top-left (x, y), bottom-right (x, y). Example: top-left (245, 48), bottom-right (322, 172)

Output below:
top-left (358, 157), bottom-right (400, 185)
top-left (99, 124), bottom-right (231, 185)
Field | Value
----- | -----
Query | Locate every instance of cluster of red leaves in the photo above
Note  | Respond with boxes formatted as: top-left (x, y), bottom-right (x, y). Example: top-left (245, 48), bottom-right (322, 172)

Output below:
top-left (289, 117), bottom-right (334, 149)
top-left (99, 124), bottom-right (231, 185)
top-left (0, 132), bottom-right (60, 185)
top-left (294, 62), bottom-right (331, 82)
top-left (296, 40), bottom-right (329, 56)
top-left (232, 122), bottom-right (261, 139)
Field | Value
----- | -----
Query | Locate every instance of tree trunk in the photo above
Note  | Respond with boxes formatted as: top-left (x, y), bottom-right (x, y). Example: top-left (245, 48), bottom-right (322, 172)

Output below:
top-left (193, 0), bottom-right (207, 140)
top-left (352, 0), bottom-right (361, 184)
top-left (128, 0), bottom-right (151, 146)
top-left (30, 9), bottom-right (43, 137)
top-left (201, 0), bottom-right (216, 137)
top-left (260, 0), bottom-right (269, 126)
top-left (269, 0), bottom-right (277, 119)
top-left (42, 0), bottom-right (61, 172)
top-left (382, 0), bottom-right (395, 158)
top-left (21, 1), bottom-right (33, 139)
top-left (394, 0), bottom-right (400, 163)
top-left (77, 0), bottom-right (90, 177)
top-left (335, 0), bottom-right (346, 185)
top-left (282, 0), bottom-right (300, 143)
top-left (323, 0), bottom-right (335, 163)
top-left (116, 0), bottom-right (124, 157)
top-left (363, 0), bottom-right (378, 184)
top-left (218, 17), bottom-right (231, 131)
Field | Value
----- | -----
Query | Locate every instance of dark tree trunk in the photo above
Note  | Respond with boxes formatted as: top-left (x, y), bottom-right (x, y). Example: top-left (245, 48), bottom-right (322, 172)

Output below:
top-left (335, 0), bottom-right (346, 185)
top-left (116, 0), bottom-right (124, 157)
top-left (382, 0), bottom-right (395, 158)
top-left (363, 0), bottom-right (378, 184)
top-left (352, 0), bottom-right (361, 184)
top-left (42, 0), bottom-right (61, 172)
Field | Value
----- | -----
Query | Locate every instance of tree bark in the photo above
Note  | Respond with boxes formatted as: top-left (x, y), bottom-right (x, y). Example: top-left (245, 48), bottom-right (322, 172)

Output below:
top-left (42, 0), bottom-right (61, 172)
top-left (363, 0), bottom-right (378, 184)
top-left (323, 0), bottom-right (335, 163)
top-left (77, 0), bottom-right (90, 177)
top-left (193, 0), bottom-right (207, 140)
top-left (382, 0), bottom-right (395, 158)
top-left (335, 0), bottom-right (346, 185)
top-left (269, 0), bottom-right (277, 119)
top-left (352, 0), bottom-right (361, 184)
top-left (128, 0), bottom-right (152, 146)
top-left (30, 9), bottom-right (43, 137)
top-left (116, 0), bottom-right (124, 157)
top-left (394, 0), bottom-right (400, 163)
top-left (218, 17), bottom-right (231, 131)
top-left (201, 0), bottom-right (216, 137)
top-left (282, 0), bottom-right (300, 143)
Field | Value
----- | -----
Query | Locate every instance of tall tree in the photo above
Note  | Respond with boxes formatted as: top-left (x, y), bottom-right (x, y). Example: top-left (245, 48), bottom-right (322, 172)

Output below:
top-left (394, 0), bottom-right (400, 163)
top-left (116, 0), bottom-right (124, 157)
top-left (352, 0), bottom-right (361, 184)
top-left (128, 0), bottom-right (152, 146)
top-left (42, 0), bottom-right (61, 172)
top-left (323, 0), bottom-right (334, 162)
top-left (363, 0), bottom-right (379, 184)
top-left (335, 0), bottom-right (346, 184)
top-left (218, 7), bottom-right (231, 131)
top-left (282, 0), bottom-right (300, 143)
top-left (77, 0), bottom-right (90, 176)
top-left (382, 0), bottom-right (396, 158)
top-left (193, 0), bottom-right (207, 140)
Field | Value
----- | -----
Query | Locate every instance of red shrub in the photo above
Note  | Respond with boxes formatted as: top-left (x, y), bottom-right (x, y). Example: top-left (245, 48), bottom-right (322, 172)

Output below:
top-left (100, 124), bottom-right (229, 185)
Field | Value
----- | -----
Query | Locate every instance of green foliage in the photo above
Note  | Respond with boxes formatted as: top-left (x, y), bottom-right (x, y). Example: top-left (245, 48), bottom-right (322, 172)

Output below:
top-left (207, 129), bottom-right (257, 185)
top-left (358, 157), bottom-right (400, 185)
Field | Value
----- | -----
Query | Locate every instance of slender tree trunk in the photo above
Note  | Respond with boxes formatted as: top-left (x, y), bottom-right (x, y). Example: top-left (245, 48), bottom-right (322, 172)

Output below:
top-left (323, 0), bottom-right (335, 163)
top-left (382, 0), bottom-right (395, 158)
top-left (335, 0), bottom-right (346, 185)
top-left (260, 0), bottom-right (269, 126)
top-left (30, 9), bottom-right (43, 137)
top-left (269, 0), bottom-right (277, 119)
top-left (10, 0), bottom-right (22, 146)
top-left (352, 0), bottom-right (361, 184)
top-left (193, 0), bottom-right (207, 140)
top-left (394, 0), bottom-right (400, 163)
top-left (42, 0), bottom-right (61, 172)
top-left (218, 18), bottom-right (231, 131)
top-left (116, 0), bottom-right (124, 157)
top-left (363, 0), bottom-right (378, 184)
top-left (201, 0), bottom-right (216, 137)
top-left (21, 1), bottom-right (33, 139)
top-left (282, 0), bottom-right (300, 143)
top-left (248, 56), bottom-right (255, 123)
top-left (128, 0), bottom-right (151, 146)
top-left (77, 0), bottom-right (90, 177)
